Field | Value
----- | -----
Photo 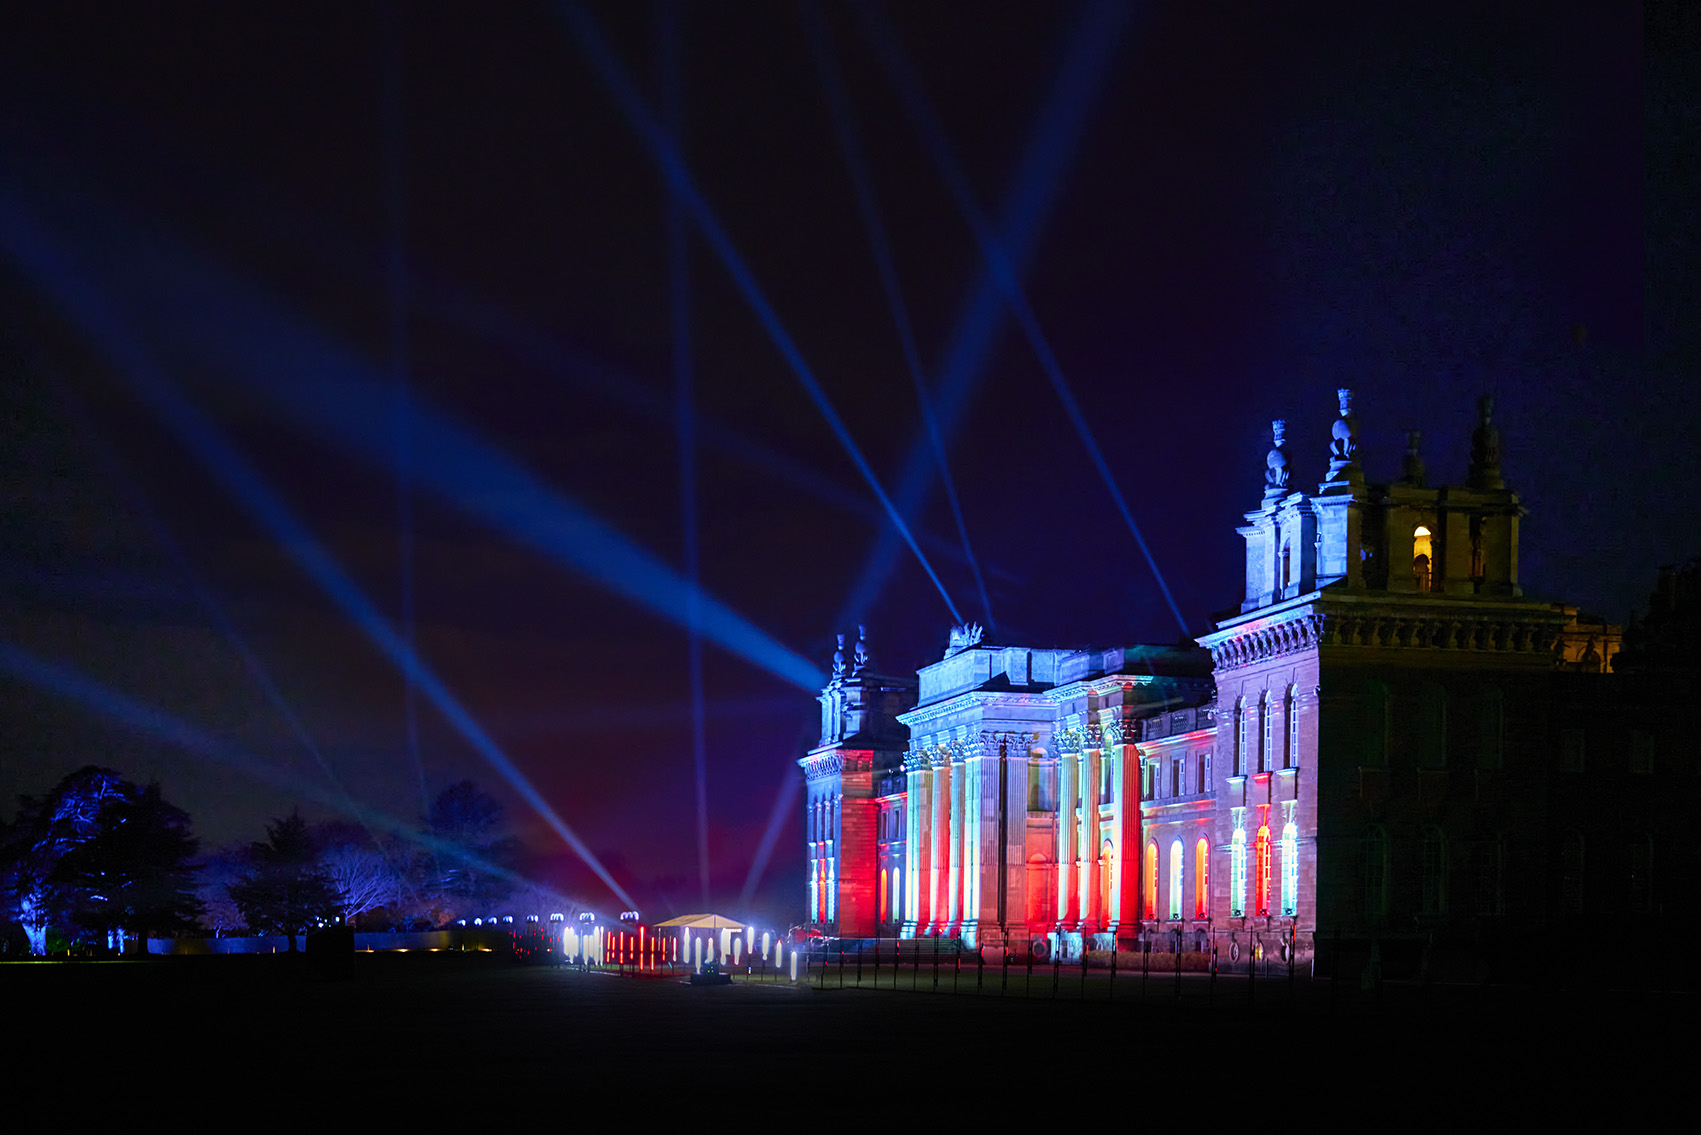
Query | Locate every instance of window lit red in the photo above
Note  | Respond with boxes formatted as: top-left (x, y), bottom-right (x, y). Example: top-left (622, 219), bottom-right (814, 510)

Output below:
top-left (1194, 838), bottom-right (1210, 918)
top-left (1255, 825), bottom-right (1272, 916)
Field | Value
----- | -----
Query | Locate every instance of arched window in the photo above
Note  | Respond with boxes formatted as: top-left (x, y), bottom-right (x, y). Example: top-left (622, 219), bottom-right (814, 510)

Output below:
top-left (1363, 826), bottom-right (1389, 923)
top-left (1144, 841), bottom-right (1159, 920)
top-left (1420, 826), bottom-right (1447, 916)
top-left (1194, 838), bottom-right (1210, 919)
top-left (1255, 825), bottom-right (1272, 916)
top-left (1413, 525), bottom-right (1433, 591)
top-left (1099, 839), bottom-right (1114, 921)
top-left (1169, 840), bottom-right (1183, 921)
top-left (1230, 828), bottom-right (1247, 918)
top-left (1281, 822), bottom-right (1299, 917)
top-left (893, 866), bottom-right (903, 922)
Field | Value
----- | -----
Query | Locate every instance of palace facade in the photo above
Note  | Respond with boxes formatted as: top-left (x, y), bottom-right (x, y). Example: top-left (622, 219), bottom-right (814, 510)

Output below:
top-left (800, 390), bottom-right (1690, 972)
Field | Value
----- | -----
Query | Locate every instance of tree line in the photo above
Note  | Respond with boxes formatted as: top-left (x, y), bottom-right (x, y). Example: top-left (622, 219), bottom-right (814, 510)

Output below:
top-left (0, 768), bottom-right (546, 955)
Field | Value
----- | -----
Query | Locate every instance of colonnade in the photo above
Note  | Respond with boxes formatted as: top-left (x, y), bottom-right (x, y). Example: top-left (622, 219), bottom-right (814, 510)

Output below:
top-left (900, 727), bottom-right (1138, 947)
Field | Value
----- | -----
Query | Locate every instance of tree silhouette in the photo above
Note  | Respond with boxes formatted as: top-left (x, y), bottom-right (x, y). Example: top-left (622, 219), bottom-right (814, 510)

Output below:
top-left (228, 813), bottom-right (338, 951)
top-left (50, 782), bottom-right (201, 950)
top-left (2, 767), bottom-right (198, 954)
top-left (425, 781), bottom-right (520, 913)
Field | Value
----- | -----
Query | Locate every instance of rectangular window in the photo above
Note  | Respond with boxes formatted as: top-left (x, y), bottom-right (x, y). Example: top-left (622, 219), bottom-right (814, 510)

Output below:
top-left (1559, 729), bottom-right (1586, 773)
top-left (1196, 751), bottom-right (1208, 795)
top-left (1236, 703), bottom-right (1246, 776)
top-left (1287, 691), bottom-right (1299, 769)
top-left (1630, 731), bottom-right (1653, 775)
top-left (1261, 697), bottom-right (1273, 773)
top-left (1171, 757), bottom-right (1182, 798)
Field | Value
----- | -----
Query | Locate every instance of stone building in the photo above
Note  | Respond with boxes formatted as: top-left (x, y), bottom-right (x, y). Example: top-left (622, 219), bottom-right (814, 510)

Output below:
top-left (800, 391), bottom-right (1685, 974)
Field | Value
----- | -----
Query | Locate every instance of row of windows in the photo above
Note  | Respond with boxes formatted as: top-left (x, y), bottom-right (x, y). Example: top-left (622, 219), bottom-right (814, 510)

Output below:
top-left (1139, 828), bottom-right (1301, 922)
top-left (1358, 682), bottom-right (1496, 769)
top-left (1226, 823), bottom-right (1299, 918)
top-left (1231, 688), bottom-right (1302, 776)
top-left (1141, 749), bottom-right (1212, 800)
top-left (1359, 829), bottom-right (1658, 920)
top-left (1557, 729), bottom-right (1655, 775)
top-left (808, 798), bottom-right (838, 842)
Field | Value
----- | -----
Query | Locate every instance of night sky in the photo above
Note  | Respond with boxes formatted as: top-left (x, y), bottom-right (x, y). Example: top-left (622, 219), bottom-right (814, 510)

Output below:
top-left (0, 3), bottom-right (1676, 923)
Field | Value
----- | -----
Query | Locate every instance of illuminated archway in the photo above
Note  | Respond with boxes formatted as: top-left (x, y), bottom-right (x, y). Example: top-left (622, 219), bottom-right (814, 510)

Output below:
top-left (1168, 839), bottom-right (1183, 920)
top-left (1194, 837), bottom-right (1210, 918)
top-left (1144, 840), bottom-right (1158, 920)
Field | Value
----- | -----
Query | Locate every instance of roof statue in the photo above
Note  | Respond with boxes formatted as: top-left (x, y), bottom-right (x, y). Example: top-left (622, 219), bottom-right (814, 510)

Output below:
top-left (1327, 387), bottom-right (1359, 480)
top-left (945, 622), bottom-right (984, 658)
top-left (831, 633), bottom-right (846, 684)
top-left (1469, 394), bottom-right (1504, 490)
top-left (1401, 429), bottom-right (1425, 487)
top-left (851, 624), bottom-right (869, 677)
top-left (1262, 418), bottom-right (1290, 505)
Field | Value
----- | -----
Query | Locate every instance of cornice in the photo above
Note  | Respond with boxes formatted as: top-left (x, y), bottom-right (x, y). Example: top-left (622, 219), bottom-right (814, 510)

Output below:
top-left (1200, 596), bottom-right (1569, 670)
top-left (797, 748), bottom-right (874, 780)
top-left (897, 689), bottom-right (1055, 728)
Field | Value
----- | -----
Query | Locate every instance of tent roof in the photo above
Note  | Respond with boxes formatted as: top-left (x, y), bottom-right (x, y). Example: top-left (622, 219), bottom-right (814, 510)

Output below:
top-left (651, 913), bottom-right (749, 930)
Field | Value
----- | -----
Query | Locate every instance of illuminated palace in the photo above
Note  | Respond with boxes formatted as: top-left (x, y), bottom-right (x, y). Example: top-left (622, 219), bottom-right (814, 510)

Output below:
top-left (801, 390), bottom-right (1684, 970)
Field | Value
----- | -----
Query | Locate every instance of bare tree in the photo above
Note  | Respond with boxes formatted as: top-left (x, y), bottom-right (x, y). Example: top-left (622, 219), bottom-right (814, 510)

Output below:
top-left (320, 843), bottom-right (396, 927)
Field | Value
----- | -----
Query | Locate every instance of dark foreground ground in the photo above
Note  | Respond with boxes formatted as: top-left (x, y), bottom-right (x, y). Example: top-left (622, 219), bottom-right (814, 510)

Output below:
top-left (5, 953), bottom-right (1679, 1109)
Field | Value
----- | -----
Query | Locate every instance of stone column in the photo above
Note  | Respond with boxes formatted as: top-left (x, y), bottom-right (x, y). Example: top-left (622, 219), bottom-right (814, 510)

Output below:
top-left (1056, 733), bottom-right (1079, 926)
top-left (903, 753), bottom-right (929, 938)
top-left (930, 755), bottom-right (951, 936)
top-left (947, 744), bottom-right (965, 935)
top-left (1081, 747), bottom-right (1100, 935)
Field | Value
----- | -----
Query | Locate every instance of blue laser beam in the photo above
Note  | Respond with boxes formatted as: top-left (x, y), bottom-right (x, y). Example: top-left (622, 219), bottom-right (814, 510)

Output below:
top-left (558, 0), bottom-right (964, 626)
top-left (835, 0), bottom-right (1134, 630)
top-left (0, 173), bottom-right (825, 694)
top-left (0, 640), bottom-right (582, 910)
top-left (0, 194), bottom-right (636, 907)
top-left (4, 86), bottom-right (953, 571)
top-left (738, 768), bottom-right (801, 912)
top-left (41, 355), bottom-right (382, 849)
top-left (857, 0), bottom-right (1186, 633)
top-left (803, 0), bottom-right (997, 634)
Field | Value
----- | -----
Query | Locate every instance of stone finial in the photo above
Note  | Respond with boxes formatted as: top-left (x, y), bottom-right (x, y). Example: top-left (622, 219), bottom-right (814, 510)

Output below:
top-left (1469, 394), bottom-right (1503, 490)
top-left (1401, 429), bottom-right (1425, 487)
top-left (851, 624), bottom-right (869, 677)
top-left (831, 633), bottom-right (846, 683)
top-left (1327, 387), bottom-right (1359, 480)
top-left (1262, 419), bottom-right (1290, 504)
